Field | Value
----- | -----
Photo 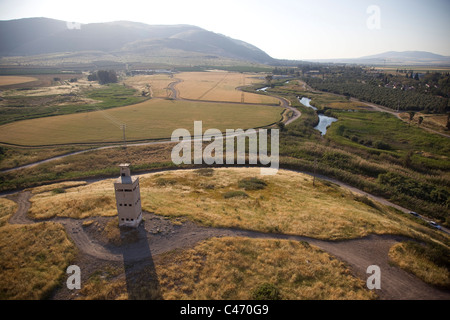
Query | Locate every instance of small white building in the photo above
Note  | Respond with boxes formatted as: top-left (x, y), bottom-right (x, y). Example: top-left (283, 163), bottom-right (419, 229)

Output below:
top-left (114, 163), bottom-right (142, 228)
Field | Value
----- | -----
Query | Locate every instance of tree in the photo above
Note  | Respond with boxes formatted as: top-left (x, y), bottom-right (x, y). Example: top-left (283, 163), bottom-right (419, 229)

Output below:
top-left (87, 72), bottom-right (98, 81)
top-left (88, 70), bottom-right (118, 84)
top-left (446, 113), bottom-right (450, 131)
top-left (418, 116), bottom-right (424, 126)
top-left (265, 75), bottom-right (273, 87)
top-left (277, 121), bottom-right (286, 132)
top-left (408, 111), bottom-right (415, 126)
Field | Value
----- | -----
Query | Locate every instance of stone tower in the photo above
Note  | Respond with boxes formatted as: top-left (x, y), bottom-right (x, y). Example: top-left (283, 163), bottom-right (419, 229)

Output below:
top-left (114, 164), bottom-right (142, 228)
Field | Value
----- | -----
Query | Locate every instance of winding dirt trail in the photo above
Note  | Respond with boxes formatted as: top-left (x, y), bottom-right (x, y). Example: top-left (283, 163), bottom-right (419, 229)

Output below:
top-left (6, 189), bottom-right (450, 300)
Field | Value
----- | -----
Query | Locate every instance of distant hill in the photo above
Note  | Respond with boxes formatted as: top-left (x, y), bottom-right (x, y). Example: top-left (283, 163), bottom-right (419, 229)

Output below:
top-left (0, 17), bottom-right (276, 65)
top-left (308, 51), bottom-right (450, 66)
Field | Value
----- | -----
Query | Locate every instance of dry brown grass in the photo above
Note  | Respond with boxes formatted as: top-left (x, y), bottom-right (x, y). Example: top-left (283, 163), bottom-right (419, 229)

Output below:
top-left (0, 221), bottom-right (77, 299)
top-left (389, 242), bottom-right (450, 288)
top-left (77, 237), bottom-right (376, 300)
top-left (157, 237), bottom-right (376, 300)
top-left (28, 181), bottom-right (88, 194)
top-left (29, 181), bottom-right (116, 219)
top-left (28, 168), bottom-right (423, 240)
top-left (176, 71), bottom-right (279, 104)
top-left (0, 98), bottom-right (283, 146)
top-left (124, 74), bottom-right (174, 98)
top-left (0, 197), bottom-right (17, 227)
top-left (140, 168), bottom-right (417, 240)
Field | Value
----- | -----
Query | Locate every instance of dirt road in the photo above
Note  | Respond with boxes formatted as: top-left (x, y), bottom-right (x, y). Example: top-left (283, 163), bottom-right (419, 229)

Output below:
top-left (6, 188), bottom-right (450, 300)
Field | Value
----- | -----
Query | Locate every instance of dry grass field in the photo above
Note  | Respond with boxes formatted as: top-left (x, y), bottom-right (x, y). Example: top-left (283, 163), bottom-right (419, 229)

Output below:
top-left (176, 71), bottom-right (279, 104)
top-left (0, 197), bottom-right (17, 227)
top-left (123, 74), bottom-right (175, 98)
top-left (389, 242), bottom-right (450, 288)
top-left (0, 200), bottom-right (77, 300)
top-left (155, 237), bottom-right (376, 300)
top-left (0, 77), bottom-right (101, 98)
top-left (0, 76), bottom-right (38, 86)
top-left (0, 99), bottom-right (284, 146)
top-left (78, 237), bottom-right (376, 300)
top-left (27, 168), bottom-right (429, 240)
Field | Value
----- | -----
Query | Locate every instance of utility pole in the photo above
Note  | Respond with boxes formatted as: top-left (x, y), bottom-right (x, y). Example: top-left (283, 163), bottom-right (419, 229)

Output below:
top-left (313, 157), bottom-right (317, 188)
top-left (121, 124), bottom-right (129, 161)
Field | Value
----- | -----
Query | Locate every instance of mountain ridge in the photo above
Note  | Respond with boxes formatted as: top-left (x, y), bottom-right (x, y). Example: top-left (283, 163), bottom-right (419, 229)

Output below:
top-left (0, 17), bottom-right (275, 65)
top-left (307, 51), bottom-right (450, 66)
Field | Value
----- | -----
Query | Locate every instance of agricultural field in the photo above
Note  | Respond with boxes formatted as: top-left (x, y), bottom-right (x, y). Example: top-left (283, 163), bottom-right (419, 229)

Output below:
top-left (123, 74), bottom-right (175, 98)
top-left (0, 98), bottom-right (284, 146)
top-left (0, 76), bottom-right (38, 86)
top-left (176, 71), bottom-right (280, 104)
top-left (0, 80), bottom-right (143, 125)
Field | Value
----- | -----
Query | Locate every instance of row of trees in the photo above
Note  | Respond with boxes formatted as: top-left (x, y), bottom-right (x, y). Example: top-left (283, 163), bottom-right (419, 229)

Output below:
top-left (87, 70), bottom-right (118, 85)
top-left (305, 77), bottom-right (448, 113)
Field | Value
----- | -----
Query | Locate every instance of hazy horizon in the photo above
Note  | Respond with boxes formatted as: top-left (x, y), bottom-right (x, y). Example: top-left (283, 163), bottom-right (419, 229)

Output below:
top-left (1, 0), bottom-right (449, 61)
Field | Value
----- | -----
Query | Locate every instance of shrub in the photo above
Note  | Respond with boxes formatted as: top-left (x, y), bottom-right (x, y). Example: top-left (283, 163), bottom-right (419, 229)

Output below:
top-left (223, 191), bottom-right (249, 199)
top-left (238, 177), bottom-right (267, 191)
top-left (155, 178), bottom-right (177, 187)
top-left (373, 141), bottom-right (391, 150)
top-left (52, 188), bottom-right (66, 194)
top-left (195, 168), bottom-right (214, 177)
top-left (251, 283), bottom-right (281, 300)
top-left (353, 195), bottom-right (379, 210)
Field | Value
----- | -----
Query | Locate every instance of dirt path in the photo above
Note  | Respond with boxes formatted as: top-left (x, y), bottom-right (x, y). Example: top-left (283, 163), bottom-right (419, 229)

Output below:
top-left (6, 189), bottom-right (450, 300)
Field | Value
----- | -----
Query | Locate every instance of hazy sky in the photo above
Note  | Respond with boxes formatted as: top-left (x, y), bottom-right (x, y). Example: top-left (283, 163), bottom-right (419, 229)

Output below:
top-left (1, 0), bottom-right (449, 60)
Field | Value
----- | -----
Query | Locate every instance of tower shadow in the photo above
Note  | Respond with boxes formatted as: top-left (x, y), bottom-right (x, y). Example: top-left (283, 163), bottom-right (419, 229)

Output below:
top-left (120, 223), bottom-right (162, 300)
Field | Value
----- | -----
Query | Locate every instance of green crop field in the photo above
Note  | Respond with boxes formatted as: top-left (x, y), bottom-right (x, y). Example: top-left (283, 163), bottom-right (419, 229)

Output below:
top-left (0, 99), bottom-right (285, 146)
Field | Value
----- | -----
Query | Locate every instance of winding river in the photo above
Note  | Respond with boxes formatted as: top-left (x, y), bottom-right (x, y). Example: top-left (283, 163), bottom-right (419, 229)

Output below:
top-left (298, 97), bottom-right (338, 136)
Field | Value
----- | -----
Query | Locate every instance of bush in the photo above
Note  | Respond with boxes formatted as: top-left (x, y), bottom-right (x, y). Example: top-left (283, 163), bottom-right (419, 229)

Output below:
top-left (373, 141), bottom-right (391, 150)
top-left (195, 168), bottom-right (214, 177)
top-left (155, 178), bottom-right (177, 187)
top-left (251, 283), bottom-right (281, 300)
top-left (238, 178), bottom-right (267, 191)
top-left (52, 188), bottom-right (66, 194)
top-left (223, 191), bottom-right (249, 199)
top-left (353, 195), bottom-right (379, 210)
